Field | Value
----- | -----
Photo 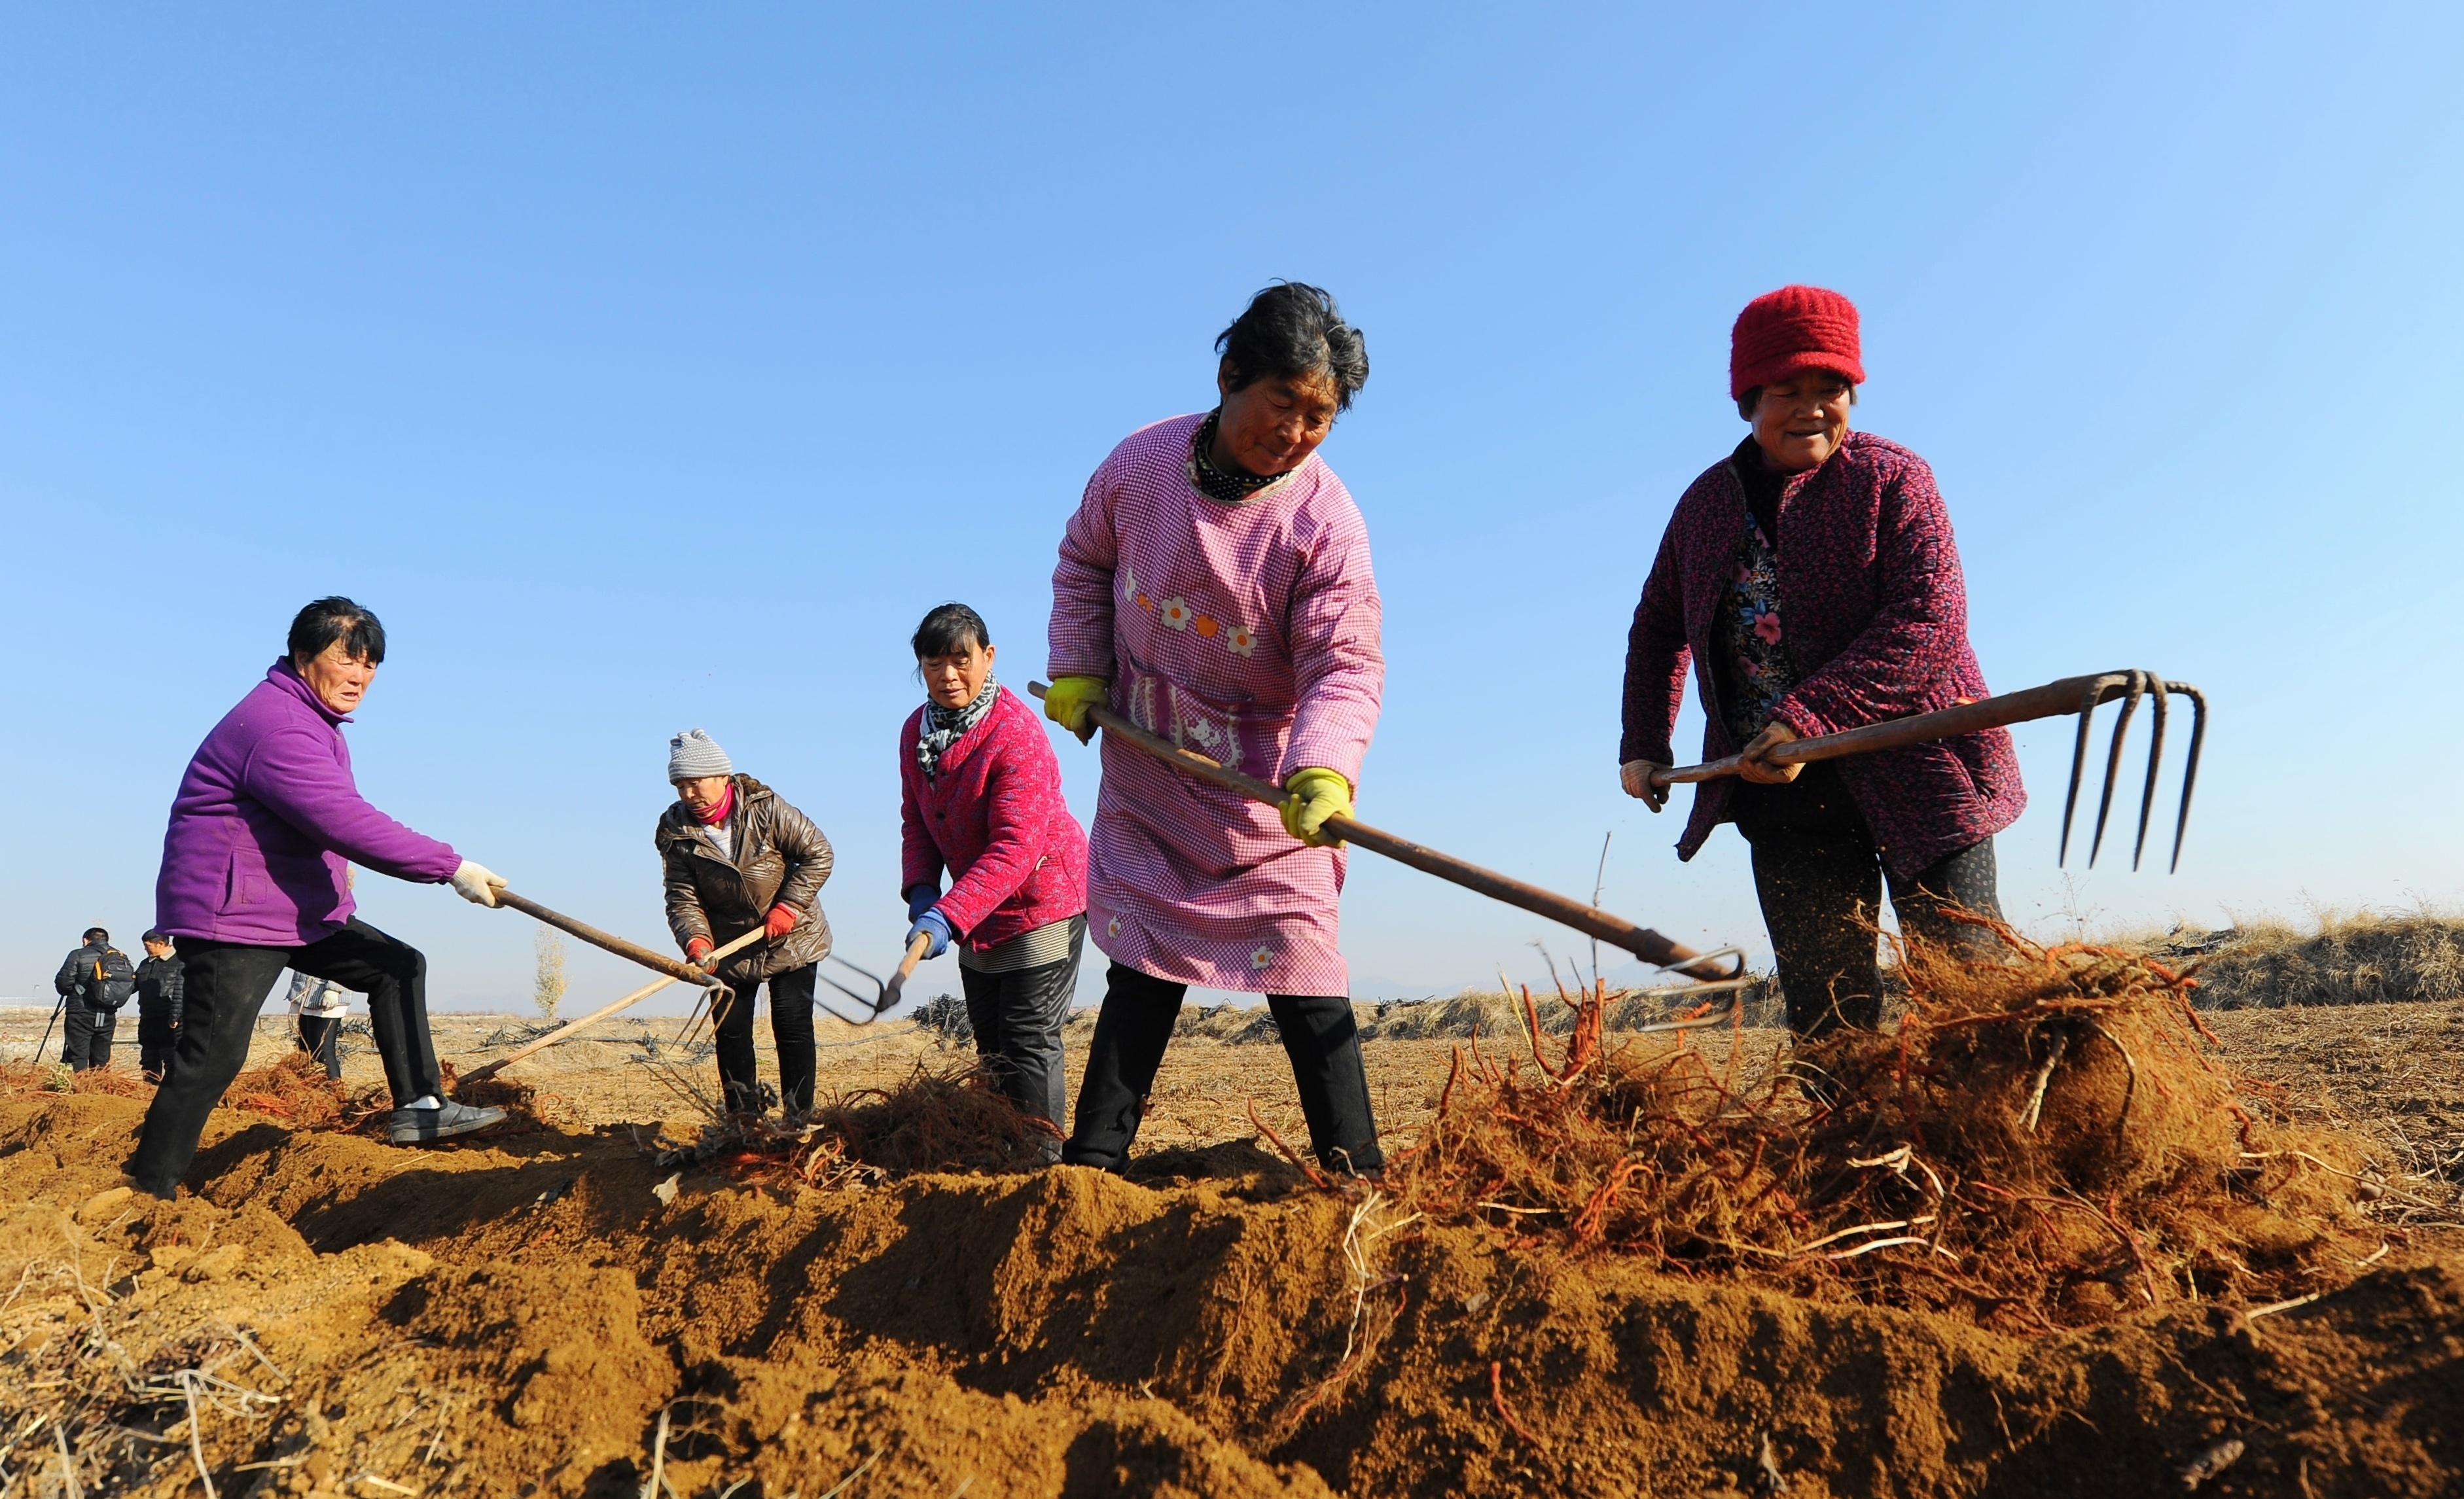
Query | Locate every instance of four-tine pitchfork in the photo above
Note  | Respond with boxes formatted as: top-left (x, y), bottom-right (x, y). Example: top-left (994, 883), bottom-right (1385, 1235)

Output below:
top-left (1649, 669), bottom-right (2208, 871)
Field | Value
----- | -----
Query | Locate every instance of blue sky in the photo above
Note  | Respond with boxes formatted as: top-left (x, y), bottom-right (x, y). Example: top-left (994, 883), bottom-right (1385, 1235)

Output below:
top-left (3, 5), bottom-right (2458, 1013)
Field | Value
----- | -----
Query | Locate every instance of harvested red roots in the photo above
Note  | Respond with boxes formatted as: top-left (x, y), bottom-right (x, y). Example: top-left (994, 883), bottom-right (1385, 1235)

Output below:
top-left (1384, 919), bottom-right (2382, 1332)
top-left (721, 1058), bottom-right (1062, 1184)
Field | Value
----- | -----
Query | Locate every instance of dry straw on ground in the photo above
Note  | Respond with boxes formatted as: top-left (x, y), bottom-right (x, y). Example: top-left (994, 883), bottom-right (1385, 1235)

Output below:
top-left (2188, 910), bottom-right (2464, 1008)
top-left (1380, 920), bottom-right (2387, 1332)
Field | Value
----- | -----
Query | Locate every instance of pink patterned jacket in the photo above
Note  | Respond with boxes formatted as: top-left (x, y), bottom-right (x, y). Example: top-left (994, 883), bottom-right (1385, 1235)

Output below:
top-left (899, 686), bottom-right (1088, 953)
top-left (1050, 413), bottom-right (1384, 994)
top-left (1621, 431), bottom-right (2026, 877)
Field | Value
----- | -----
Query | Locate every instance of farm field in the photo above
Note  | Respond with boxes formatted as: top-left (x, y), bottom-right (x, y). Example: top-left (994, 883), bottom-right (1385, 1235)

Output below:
top-left (1, 979), bottom-right (2460, 1498)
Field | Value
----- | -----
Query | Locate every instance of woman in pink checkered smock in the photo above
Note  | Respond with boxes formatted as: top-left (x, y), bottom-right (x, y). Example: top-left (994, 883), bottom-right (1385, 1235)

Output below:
top-left (1045, 283), bottom-right (1385, 1176)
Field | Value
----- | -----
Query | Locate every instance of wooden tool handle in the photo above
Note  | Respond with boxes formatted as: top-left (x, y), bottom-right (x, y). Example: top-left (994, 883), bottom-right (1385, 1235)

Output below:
top-left (461, 926), bottom-right (764, 1084)
top-left (1647, 674), bottom-right (2113, 788)
top-left (495, 890), bottom-right (726, 987)
top-left (881, 930), bottom-right (935, 1010)
top-left (1033, 682), bottom-right (1733, 980)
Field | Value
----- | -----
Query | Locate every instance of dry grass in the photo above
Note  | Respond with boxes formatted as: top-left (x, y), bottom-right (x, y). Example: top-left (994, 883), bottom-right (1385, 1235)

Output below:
top-left (1382, 923), bottom-right (2395, 1332)
top-left (2187, 910), bottom-right (2464, 1008)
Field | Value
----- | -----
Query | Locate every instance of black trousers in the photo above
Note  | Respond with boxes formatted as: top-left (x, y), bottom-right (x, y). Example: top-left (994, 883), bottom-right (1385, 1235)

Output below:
top-left (1734, 765), bottom-right (2003, 1038)
top-left (137, 1013), bottom-right (179, 1083)
top-left (958, 916), bottom-right (1086, 1139)
top-left (296, 1015), bottom-right (344, 1080)
top-left (62, 1005), bottom-right (117, 1070)
top-left (711, 962), bottom-right (817, 1115)
top-left (1064, 962), bottom-right (1384, 1176)
top-left (128, 918), bottom-right (442, 1196)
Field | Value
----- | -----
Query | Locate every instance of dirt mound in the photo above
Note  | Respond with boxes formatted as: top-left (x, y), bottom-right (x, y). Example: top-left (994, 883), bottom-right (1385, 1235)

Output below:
top-left (2, 991), bottom-right (2459, 1497)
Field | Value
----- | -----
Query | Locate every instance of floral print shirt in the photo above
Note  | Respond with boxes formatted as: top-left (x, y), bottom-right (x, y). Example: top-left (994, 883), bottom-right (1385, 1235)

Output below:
top-left (1711, 498), bottom-right (1797, 747)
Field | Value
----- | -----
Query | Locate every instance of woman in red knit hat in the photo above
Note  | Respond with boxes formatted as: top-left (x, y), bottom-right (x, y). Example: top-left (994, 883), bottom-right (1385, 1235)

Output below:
top-left (1618, 286), bottom-right (2025, 1048)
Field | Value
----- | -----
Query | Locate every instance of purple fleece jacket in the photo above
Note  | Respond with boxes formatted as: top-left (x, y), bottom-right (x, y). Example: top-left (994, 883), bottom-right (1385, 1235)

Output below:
top-left (154, 660), bottom-right (462, 945)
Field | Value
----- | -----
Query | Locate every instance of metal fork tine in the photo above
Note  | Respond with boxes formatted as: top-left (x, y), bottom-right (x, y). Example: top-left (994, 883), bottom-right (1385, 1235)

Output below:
top-left (2087, 671), bottom-right (2147, 866)
top-left (818, 954), bottom-right (895, 1025)
top-left (2059, 675), bottom-right (2119, 866)
top-left (2130, 677), bottom-right (2169, 871)
top-left (2167, 682), bottom-right (2208, 872)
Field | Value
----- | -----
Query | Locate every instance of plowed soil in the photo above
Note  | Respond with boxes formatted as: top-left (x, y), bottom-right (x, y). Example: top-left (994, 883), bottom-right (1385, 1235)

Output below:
top-left (3, 995), bottom-right (2461, 1498)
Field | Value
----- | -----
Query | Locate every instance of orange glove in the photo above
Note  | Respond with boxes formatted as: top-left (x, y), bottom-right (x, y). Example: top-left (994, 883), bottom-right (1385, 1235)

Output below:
top-left (685, 936), bottom-right (714, 962)
top-left (764, 904), bottom-right (799, 940)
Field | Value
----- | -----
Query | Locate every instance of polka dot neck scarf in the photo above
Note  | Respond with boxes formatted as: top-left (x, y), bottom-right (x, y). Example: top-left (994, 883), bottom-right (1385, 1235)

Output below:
top-left (1188, 410), bottom-right (1285, 504)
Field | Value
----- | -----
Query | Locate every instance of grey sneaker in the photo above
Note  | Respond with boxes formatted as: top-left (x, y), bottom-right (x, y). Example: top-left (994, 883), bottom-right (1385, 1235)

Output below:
top-left (389, 1100), bottom-right (507, 1145)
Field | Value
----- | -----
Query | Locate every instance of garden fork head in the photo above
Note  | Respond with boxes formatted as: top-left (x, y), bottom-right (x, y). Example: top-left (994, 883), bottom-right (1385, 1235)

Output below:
top-left (819, 953), bottom-right (900, 1025)
top-left (819, 932), bottom-right (935, 1025)
top-left (2057, 670), bottom-right (2208, 872)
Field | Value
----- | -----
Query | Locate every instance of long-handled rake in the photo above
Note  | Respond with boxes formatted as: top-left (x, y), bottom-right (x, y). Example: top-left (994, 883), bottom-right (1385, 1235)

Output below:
top-left (1030, 682), bottom-right (1747, 1000)
top-left (461, 926), bottom-right (763, 1086)
top-left (1648, 669), bottom-right (2208, 871)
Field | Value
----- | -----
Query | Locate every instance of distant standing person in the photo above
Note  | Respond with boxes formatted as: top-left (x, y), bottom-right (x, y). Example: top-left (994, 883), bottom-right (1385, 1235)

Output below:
top-left (52, 926), bottom-right (135, 1071)
top-left (1619, 287), bottom-right (2023, 1042)
top-left (129, 597), bottom-right (511, 1201)
top-left (657, 730), bottom-right (835, 1116)
top-left (288, 970), bottom-right (349, 1080)
top-left (1045, 282), bottom-right (1386, 1176)
top-left (133, 930), bottom-right (184, 1083)
top-left (899, 603), bottom-right (1088, 1146)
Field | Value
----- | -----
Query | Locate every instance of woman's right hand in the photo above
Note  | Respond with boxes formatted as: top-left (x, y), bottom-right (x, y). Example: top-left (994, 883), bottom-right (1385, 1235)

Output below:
top-left (1620, 760), bottom-right (1669, 812)
top-left (1042, 676), bottom-right (1109, 744)
top-left (1738, 720), bottom-right (1806, 785)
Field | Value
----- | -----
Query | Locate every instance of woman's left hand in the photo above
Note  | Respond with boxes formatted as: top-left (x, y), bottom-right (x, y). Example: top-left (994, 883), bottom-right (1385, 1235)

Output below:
top-left (1738, 720), bottom-right (1805, 785)
top-left (764, 904), bottom-right (800, 940)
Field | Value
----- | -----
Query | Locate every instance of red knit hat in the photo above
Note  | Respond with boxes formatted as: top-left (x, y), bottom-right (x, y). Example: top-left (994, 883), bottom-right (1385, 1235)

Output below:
top-left (1730, 285), bottom-right (1865, 400)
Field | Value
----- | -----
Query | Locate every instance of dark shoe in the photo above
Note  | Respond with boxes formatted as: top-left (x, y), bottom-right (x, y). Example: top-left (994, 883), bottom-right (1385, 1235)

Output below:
top-left (389, 1101), bottom-right (506, 1145)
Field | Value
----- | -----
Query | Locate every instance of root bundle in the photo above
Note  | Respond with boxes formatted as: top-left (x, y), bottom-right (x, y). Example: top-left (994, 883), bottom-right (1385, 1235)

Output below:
top-left (1388, 921), bottom-right (2385, 1330)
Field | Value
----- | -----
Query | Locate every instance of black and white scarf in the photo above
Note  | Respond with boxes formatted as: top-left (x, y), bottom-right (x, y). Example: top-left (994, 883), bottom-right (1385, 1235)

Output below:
top-left (917, 675), bottom-right (999, 781)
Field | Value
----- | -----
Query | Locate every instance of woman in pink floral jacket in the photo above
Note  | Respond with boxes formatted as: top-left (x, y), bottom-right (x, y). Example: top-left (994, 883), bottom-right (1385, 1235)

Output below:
top-left (1621, 286), bottom-right (2025, 1042)
top-left (901, 603), bottom-right (1088, 1143)
top-left (1045, 283), bottom-right (1385, 1176)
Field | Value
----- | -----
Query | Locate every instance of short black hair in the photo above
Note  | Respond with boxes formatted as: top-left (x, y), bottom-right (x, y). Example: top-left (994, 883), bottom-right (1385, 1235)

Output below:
top-left (1216, 283), bottom-right (1369, 413)
top-left (289, 597), bottom-right (387, 667)
top-left (83, 926), bottom-right (109, 943)
top-left (143, 929), bottom-right (170, 946)
top-left (912, 602), bottom-right (991, 659)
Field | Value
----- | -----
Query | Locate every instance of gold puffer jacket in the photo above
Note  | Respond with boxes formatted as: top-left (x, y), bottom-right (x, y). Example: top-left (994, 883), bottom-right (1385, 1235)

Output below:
top-left (656, 775), bottom-right (834, 983)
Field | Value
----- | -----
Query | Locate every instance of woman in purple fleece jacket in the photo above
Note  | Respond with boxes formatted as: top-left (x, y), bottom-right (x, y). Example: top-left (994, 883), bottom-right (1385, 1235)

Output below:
top-left (128, 598), bottom-right (511, 1198)
top-left (1620, 287), bottom-right (2024, 1044)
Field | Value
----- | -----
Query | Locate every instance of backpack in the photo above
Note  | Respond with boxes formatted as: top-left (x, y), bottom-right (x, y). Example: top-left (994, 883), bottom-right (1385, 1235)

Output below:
top-left (85, 947), bottom-right (137, 1009)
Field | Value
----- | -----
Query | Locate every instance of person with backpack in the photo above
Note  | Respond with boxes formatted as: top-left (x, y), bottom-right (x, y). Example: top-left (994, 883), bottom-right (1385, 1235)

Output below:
top-left (133, 930), bottom-right (184, 1083)
top-left (52, 926), bottom-right (136, 1070)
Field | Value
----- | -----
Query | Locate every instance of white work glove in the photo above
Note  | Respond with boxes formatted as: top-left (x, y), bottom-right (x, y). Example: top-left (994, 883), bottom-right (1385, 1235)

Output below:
top-left (449, 859), bottom-right (507, 908)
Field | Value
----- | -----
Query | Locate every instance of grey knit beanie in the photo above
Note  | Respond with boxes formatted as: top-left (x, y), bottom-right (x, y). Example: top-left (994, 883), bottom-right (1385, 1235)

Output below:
top-left (668, 728), bottom-right (734, 783)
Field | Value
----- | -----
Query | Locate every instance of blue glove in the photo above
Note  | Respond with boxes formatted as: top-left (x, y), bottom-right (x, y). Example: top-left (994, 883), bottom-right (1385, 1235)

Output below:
top-left (903, 883), bottom-right (940, 922)
top-left (908, 908), bottom-right (954, 960)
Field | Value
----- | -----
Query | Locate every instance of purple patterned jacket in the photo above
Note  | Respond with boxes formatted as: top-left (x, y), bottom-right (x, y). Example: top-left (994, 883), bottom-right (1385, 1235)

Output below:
top-left (1620, 432), bottom-right (2026, 877)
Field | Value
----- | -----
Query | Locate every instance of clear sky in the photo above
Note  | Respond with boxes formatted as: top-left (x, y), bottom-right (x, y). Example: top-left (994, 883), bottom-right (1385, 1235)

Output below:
top-left (4, 5), bottom-right (2459, 1015)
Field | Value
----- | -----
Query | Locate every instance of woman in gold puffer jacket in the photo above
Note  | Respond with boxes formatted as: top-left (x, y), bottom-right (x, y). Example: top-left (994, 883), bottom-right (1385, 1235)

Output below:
top-left (656, 729), bottom-right (834, 1114)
